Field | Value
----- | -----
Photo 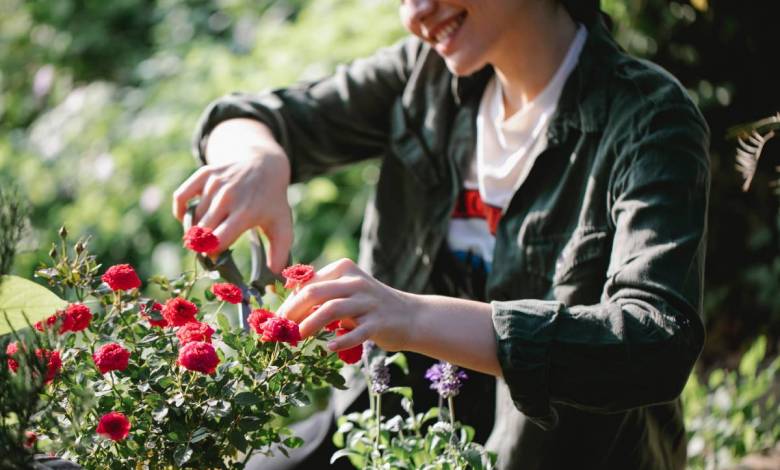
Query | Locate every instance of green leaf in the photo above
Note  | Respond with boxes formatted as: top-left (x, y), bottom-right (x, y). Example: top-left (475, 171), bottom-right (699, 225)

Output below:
top-left (174, 446), bottom-right (193, 466)
top-left (216, 312), bottom-right (232, 333)
top-left (739, 336), bottom-right (766, 376)
top-left (0, 275), bottom-right (67, 335)
top-left (228, 429), bottom-right (248, 452)
top-left (234, 391), bottom-right (262, 406)
top-left (386, 386), bottom-right (413, 400)
top-left (283, 436), bottom-right (304, 448)
top-left (204, 288), bottom-right (216, 301)
top-left (190, 427), bottom-right (211, 444)
top-left (385, 352), bottom-right (409, 375)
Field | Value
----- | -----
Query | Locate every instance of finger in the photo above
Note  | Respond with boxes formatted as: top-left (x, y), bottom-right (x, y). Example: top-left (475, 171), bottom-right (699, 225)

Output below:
top-left (194, 177), bottom-right (222, 223)
top-left (265, 214), bottom-right (294, 274)
top-left (327, 324), bottom-right (373, 352)
top-left (172, 167), bottom-right (211, 221)
top-left (211, 213), bottom-right (246, 253)
top-left (198, 187), bottom-right (233, 230)
top-left (278, 277), bottom-right (364, 323)
top-left (298, 295), bottom-right (372, 338)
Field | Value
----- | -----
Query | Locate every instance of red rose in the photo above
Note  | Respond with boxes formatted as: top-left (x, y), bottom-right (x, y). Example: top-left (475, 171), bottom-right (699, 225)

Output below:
top-left (247, 308), bottom-right (275, 335)
top-left (24, 431), bottom-right (37, 448)
top-left (336, 329), bottom-right (362, 364)
top-left (183, 226), bottom-right (219, 254)
top-left (34, 311), bottom-right (72, 334)
top-left (93, 343), bottom-right (130, 374)
top-left (178, 341), bottom-right (220, 374)
top-left (5, 342), bottom-right (19, 373)
top-left (101, 264), bottom-right (142, 291)
top-left (162, 297), bottom-right (199, 327)
top-left (260, 317), bottom-right (301, 347)
top-left (96, 412), bottom-right (131, 442)
top-left (140, 302), bottom-right (168, 328)
top-left (176, 321), bottom-right (215, 344)
top-left (281, 264), bottom-right (315, 290)
top-left (63, 303), bottom-right (92, 332)
top-left (35, 349), bottom-right (62, 384)
top-left (211, 282), bottom-right (243, 304)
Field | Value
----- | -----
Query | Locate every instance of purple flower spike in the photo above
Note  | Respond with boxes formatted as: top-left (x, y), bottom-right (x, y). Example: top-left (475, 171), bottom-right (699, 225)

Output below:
top-left (425, 361), bottom-right (468, 399)
top-left (369, 357), bottom-right (390, 394)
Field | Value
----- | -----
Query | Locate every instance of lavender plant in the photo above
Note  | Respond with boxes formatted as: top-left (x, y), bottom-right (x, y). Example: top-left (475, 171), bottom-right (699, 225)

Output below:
top-left (333, 348), bottom-right (495, 469)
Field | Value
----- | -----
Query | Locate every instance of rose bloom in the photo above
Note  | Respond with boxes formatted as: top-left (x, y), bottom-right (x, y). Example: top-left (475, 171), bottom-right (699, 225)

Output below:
top-left (140, 302), bottom-right (168, 328)
top-left (34, 311), bottom-right (72, 334)
top-left (260, 317), bottom-right (301, 346)
top-left (176, 321), bottom-right (215, 344)
top-left (336, 329), bottom-right (363, 364)
top-left (96, 412), bottom-right (131, 442)
top-left (101, 264), bottom-right (142, 291)
top-left (281, 264), bottom-right (315, 290)
top-left (24, 431), bottom-right (37, 448)
top-left (211, 282), bottom-right (243, 304)
top-left (247, 308), bottom-right (275, 335)
top-left (5, 342), bottom-right (19, 373)
top-left (35, 349), bottom-right (62, 384)
top-left (93, 343), bottom-right (130, 374)
top-left (183, 226), bottom-right (219, 253)
top-left (178, 341), bottom-right (220, 374)
top-left (63, 303), bottom-right (92, 332)
top-left (162, 297), bottom-right (199, 326)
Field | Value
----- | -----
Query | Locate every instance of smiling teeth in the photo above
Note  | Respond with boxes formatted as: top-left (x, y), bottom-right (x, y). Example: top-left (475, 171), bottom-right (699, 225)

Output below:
top-left (435, 15), bottom-right (464, 44)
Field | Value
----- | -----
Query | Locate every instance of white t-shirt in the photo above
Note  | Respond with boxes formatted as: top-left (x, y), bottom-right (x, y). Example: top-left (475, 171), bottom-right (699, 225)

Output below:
top-left (447, 25), bottom-right (587, 269)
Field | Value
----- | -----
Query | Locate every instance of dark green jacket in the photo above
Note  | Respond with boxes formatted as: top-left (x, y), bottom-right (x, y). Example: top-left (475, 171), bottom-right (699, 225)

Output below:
top-left (194, 16), bottom-right (709, 470)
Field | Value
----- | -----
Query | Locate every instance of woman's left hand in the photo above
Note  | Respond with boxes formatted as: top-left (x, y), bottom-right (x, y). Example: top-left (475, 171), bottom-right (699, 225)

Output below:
top-left (277, 258), bottom-right (417, 353)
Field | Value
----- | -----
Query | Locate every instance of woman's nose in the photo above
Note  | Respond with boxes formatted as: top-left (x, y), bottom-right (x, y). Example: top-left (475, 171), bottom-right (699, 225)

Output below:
top-left (405, 0), bottom-right (436, 23)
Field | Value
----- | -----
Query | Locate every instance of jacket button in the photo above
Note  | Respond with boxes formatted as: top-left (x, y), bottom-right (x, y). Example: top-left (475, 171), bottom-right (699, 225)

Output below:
top-left (421, 253), bottom-right (431, 266)
top-left (415, 246), bottom-right (423, 256)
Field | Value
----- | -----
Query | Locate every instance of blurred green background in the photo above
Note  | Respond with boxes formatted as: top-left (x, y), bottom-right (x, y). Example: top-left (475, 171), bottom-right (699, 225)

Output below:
top-left (1, 0), bottom-right (779, 465)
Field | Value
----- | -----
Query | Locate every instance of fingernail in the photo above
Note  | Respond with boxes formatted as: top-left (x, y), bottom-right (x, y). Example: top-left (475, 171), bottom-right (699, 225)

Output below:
top-left (327, 341), bottom-right (337, 351)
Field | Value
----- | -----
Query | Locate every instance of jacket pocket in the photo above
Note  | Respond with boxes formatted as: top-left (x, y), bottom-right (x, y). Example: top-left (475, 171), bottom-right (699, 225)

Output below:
top-left (387, 102), bottom-right (442, 188)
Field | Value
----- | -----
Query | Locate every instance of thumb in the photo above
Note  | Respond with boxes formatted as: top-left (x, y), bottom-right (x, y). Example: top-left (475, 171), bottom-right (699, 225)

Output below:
top-left (265, 212), bottom-right (294, 274)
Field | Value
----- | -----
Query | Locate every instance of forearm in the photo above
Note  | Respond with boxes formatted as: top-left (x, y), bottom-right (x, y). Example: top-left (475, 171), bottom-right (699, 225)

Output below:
top-left (405, 293), bottom-right (502, 377)
top-left (205, 118), bottom-right (288, 168)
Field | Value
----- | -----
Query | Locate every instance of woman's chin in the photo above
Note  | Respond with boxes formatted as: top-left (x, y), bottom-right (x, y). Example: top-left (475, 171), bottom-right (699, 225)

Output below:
top-left (443, 57), bottom-right (484, 78)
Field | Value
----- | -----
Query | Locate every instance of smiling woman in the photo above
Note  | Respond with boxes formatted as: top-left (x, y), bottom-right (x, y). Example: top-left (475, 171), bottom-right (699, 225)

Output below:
top-left (176, 0), bottom-right (709, 468)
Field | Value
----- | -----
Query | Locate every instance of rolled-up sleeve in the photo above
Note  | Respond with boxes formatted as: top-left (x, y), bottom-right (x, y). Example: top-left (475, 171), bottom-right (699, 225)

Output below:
top-left (493, 103), bottom-right (710, 430)
top-left (191, 37), bottom-right (422, 182)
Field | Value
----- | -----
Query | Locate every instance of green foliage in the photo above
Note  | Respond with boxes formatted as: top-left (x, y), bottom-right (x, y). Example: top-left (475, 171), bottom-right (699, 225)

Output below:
top-left (334, 350), bottom-right (495, 469)
top-left (683, 336), bottom-right (780, 469)
top-left (18, 235), bottom-right (344, 468)
top-left (0, 185), bottom-right (28, 277)
top-left (0, 275), bottom-right (67, 335)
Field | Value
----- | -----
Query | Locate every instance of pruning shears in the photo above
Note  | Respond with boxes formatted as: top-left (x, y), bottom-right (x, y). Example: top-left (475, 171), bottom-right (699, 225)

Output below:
top-left (182, 201), bottom-right (286, 331)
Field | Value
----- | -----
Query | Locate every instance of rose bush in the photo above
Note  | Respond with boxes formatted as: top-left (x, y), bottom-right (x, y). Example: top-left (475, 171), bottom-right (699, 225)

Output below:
top-left (11, 230), bottom-right (349, 469)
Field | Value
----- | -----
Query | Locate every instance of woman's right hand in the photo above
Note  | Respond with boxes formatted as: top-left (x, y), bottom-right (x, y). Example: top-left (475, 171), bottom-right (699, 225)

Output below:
top-left (172, 118), bottom-right (293, 274)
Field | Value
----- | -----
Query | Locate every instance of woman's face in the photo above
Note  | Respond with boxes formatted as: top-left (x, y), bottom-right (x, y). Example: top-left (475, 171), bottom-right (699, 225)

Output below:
top-left (399, 0), bottom-right (526, 76)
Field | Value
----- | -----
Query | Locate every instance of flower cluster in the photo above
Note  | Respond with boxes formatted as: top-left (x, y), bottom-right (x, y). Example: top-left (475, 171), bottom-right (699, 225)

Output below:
top-left (96, 412), bottom-right (131, 442)
top-left (5, 342), bottom-right (62, 385)
top-left (34, 303), bottom-right (93, 333)
top-left (18, 233), bottom-right (347, 469)
top-left (425, 361), bottom-right (468, 399)
top-left (369, 357), bottom-right (390, 394)
top-left (183, 226), bottom-right (219, 253)
top-left (101, 264), bottom-right (142, 291)
top-left (93, 343), bottom-right (130, 374)
top-left (281, 264), bottom-right (314, 290)
top-left (211, 282), bottom-right (243, 304)
top-left (177, 341), bottom-right (220, 374)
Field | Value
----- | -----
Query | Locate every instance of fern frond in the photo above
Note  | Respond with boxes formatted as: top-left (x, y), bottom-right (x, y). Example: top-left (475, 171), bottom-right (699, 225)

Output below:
top-left (735, 130), bottom-right (775, 192)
